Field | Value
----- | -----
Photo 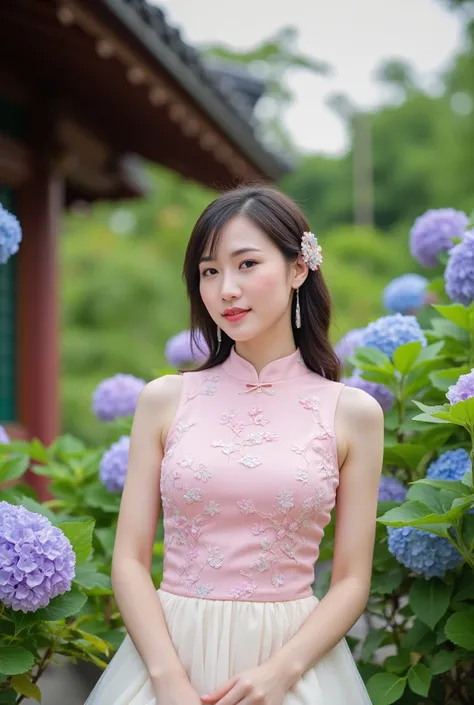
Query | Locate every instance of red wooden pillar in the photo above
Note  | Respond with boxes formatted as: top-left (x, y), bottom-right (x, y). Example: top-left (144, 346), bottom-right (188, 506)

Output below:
top-left (17, 160), bottom-right (63, 500)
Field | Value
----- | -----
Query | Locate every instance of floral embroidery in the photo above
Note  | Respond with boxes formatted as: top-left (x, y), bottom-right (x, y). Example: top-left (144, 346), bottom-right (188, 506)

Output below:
top-left (211, 406), bottom-right (278, 467)
top-left (291, 396), bottom-right (338, 486)
top-left (185, 376), bottom-right (220, 402)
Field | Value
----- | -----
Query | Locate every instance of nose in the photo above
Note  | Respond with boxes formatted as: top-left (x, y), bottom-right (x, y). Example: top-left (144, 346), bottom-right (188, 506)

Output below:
top-left (220, 272), bottom-right (241, 301)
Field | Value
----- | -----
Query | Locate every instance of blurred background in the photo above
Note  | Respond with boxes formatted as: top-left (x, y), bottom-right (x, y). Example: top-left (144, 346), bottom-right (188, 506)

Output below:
top-left (0, 0), bottom-right (474, 701)
top-left (1, 0), bottom-right (473, 449)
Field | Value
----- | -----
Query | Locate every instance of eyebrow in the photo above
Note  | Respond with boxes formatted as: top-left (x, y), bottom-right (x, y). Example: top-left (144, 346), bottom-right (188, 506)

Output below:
top-left (199, 247), bottom-right (263, 264)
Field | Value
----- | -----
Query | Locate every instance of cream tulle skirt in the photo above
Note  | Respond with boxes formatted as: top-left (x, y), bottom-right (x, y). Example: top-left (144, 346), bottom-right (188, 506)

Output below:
top-left (84, 589), bottom-right (372, 704)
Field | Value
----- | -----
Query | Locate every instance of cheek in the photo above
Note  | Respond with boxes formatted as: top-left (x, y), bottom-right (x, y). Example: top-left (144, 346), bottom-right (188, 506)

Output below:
top-left (248, 266), bottom-right (287, 299)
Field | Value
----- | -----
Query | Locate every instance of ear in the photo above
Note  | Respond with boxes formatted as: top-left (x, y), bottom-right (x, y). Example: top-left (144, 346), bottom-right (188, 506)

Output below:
top-left (292, 254), bottom-right (309, 290)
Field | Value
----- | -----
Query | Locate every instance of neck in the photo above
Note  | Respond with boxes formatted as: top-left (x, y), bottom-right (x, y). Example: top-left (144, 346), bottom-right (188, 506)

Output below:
top-left (234, 335), bottom-right (297, 376)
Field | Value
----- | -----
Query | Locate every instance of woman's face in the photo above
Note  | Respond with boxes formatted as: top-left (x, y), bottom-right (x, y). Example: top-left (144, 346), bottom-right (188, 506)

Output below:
top-left (198, 214), bottom-right (300, 343)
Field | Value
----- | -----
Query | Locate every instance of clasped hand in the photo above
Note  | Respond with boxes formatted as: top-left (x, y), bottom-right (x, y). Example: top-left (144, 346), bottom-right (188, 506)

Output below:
top-left (201, 662), bottom-right (290, 705)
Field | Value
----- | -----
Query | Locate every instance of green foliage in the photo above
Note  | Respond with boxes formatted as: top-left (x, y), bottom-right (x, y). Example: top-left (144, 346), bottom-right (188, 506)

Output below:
top-left (0, 434), bottom-right (164, 703)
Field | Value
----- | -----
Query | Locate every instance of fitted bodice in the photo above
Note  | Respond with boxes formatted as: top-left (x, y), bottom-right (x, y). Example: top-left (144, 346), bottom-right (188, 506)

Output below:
top-left (159, 348), bottom-right (345, 602)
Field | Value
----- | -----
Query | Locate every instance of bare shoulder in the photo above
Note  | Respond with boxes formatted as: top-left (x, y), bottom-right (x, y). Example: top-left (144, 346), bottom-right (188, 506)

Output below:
top-left (338, 384), bottom-right (384, 427)
top-left (139, 374), bottom-right (183, 408)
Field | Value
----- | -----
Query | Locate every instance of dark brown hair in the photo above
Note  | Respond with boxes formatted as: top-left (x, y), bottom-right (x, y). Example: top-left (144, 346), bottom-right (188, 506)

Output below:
top-left (182, 185), bottom-right (340, 381)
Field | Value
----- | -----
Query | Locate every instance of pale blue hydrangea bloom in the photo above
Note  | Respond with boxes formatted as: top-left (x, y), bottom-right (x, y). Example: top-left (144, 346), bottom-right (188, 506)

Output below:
top-left (426, 448), bottom-right (471, 481)
top-left (343, 372), bottom-right (395, 412)
top-left (0, 502), bottom-right (75, 612)
top-left (383, 274), bottom-right (428, 314)
top-left (92, 374), bottom-right (146, 422)
top-left (334, 327), bottom-right (366, 364)
top-left (0, 204), bottom-right (22, 265)
top-left (410, 208), bottom-right (468, 268)
top-left (378, 476), bottom-right (407, 502)
top-left (99, 435), bottom-right (130, 492)
top-left (165, 329), bottom-right (209, 368)
top-left (0, 426), bottom-right (9, 444)
top-left (360, 313), bottom-right (427, 360)
top-left (445, 231), bottom-right (474, 306)
top-left (447, 369), bottom-right (474, 405)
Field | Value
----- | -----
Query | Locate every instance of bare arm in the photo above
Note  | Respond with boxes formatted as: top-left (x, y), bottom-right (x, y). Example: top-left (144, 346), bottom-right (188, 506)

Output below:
top-left (111, 374), bottom-right (188, 685)
top-left (269, 386), bottom-right (385, 684)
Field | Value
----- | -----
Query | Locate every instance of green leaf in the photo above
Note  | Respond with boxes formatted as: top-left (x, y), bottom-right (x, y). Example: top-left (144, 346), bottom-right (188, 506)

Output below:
top-left (430, 649), bottom-right (466, 675)
top-left (0, 691), bottom-right (17, 704)
top-left (352, 346), bottom-right (394, 369)
top-left (409, 578), bottom-right (452, 630)
top-left (415, 478), bottom-right (472, 497)
top-left (58, 519), bottom-right (95, 564)
top-left (433, 304), bottom-right (469, 330)
top-left (406, 484), bottom-right (445, 513)
top-left (11, 674), bottom-right (41, 702)
top-left (371, 567), bottom-right (404, 595)
top-left (407, 663), bottom-right (432, 697)
top-left (401, 620), bottom-right (432, 651)
top-left (393, 342), bottom-right (423, 375)
top-left (430, 367), bottom-right (471, 392)
top-left (74, 563), bottom-right (112, 590)
top-left (27, 438), bottom-right (49, 464)
top-left (411, 341), bottom-right (445, 368)
top-left (445, 612), bottom-right (474, 650)
top-left (34, 585), bottom-right (87, 621)
top-left (366, 673), bottom-right (407, 705)
top-left (383, 649), bottom-right (411, 674)
top-left (0, 455), bottom-right (30, 484)
top-left (430, 317), bottom-right (469, 343)
top-left (75, 629), bottom-right (110, 655)
top-left (83, 484), bottom-right (122, 512)
top-left (0, 646), bottom-right (35, 675)
top-left (361, 629), bottom-right (387, 663)
top-left (383, 444), bottom-right (427, 471)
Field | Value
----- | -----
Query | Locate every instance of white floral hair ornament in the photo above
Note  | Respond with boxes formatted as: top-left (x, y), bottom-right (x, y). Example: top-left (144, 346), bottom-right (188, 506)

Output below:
top-left (301, 231), bottom-right (323, 271)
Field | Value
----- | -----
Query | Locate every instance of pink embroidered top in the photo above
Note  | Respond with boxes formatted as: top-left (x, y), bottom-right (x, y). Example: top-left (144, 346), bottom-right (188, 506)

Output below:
top-left (159, 347), bottom-right (345, 602)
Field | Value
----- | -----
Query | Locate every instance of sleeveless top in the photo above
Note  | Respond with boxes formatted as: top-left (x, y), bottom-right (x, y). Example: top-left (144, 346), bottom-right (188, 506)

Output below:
top-left (159, 347), bottom-right (345, 602)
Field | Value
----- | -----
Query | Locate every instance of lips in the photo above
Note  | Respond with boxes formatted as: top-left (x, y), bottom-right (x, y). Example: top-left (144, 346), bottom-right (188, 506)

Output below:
top-left (223, 308), bottom-right (250, 322)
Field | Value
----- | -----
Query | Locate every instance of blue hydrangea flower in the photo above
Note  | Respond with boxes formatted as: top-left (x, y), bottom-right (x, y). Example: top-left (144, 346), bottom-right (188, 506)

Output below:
top-left (426, 448), bottom-right (471, 481)
top-left (334, 327), bottom-right (366, 364)
top-left (99, 435), bottom-right (130, 492)
top-left (92, 374), bottom-right (146, 422)
top-left (0, 502), bottom-right (76, 612)
top-left (410, 208), bottom-right (468, 268)
top-left (0, 426), bottom-right (9, 444)
top-left (383, 274), bottom-right (428, 314)
top-left (360, 313), bottom-right (427, 360)
top-left (447, 369), bottom-right (474, 405)
top-left (445, 230), bottom-right (474, 306)
top-left (387, 526), bottom-right (463, 579)
top-left (343, 372), bottom-right (395, 411)
top-left (165, 330), bottom-right (209, 368)
top-left (0, 204), bottom-right (22, 265)
top-left (378, 476), bottom-right (407, 502)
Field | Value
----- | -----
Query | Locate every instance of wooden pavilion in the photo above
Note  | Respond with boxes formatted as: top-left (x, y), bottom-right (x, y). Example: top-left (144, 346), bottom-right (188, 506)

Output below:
top-left (0, 0), bottom-right (289, 496)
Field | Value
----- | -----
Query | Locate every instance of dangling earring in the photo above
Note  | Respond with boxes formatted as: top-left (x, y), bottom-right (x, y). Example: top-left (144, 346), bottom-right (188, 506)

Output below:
top-left (217, 325), bottom-right (222, 349)
top-left (295, 288), bottom-right (301, 329)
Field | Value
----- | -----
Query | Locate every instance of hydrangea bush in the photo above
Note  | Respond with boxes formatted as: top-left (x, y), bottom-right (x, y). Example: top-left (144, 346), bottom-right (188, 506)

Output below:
top-left (327, 206), bottom-right (474, 705)
top-left (0, 204), bottom-right (22, 265)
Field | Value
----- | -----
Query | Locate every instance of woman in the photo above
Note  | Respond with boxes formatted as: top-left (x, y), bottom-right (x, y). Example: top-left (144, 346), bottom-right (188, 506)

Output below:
top-left (85, 185), bottom-right (384, 705)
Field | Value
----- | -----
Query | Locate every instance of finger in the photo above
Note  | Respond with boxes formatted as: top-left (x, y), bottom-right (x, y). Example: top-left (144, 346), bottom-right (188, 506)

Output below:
top-left (212, 682), bottom-right (246, 705)
top-left (201, 677), bottom-right (238, 703)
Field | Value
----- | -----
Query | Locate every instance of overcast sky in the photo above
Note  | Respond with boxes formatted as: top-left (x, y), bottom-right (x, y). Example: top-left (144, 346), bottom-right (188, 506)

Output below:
top-left (156, 0), bottom-right (464, 155)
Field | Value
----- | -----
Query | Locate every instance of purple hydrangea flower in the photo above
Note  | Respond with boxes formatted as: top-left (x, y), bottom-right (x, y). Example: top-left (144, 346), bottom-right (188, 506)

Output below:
top-left (165, 330), bottom-right (209, 368)
top-left (92, 374), bottom-right (146, 422)
top-left (387, 526), bottom-right (463, 579)
top-left (410, 208), bottom-right (468, 268)
top-left (99, 435), bottom-right (130, 492)
top-left (360, 313), bottom-right (427, 360)
top-left (378, 476), bottom-right (407, 502)
top-left (445, 230), bottom-right (474, 306)
top-left (447, 369), bottom-right (474, 405)
top-left (334, 328), bottom-right (366, 364)
top-left (343, 372), bottom-right (395, 411)
top-left (0, 502), bottom-right (76, 612)
top-left (383, 274), bottom-right (428, 314)
top-left (426, 448), bottom-right (471, 481)
top-left (0, 204), bottom-right (22, 265)
top-left (0, 426), bottom-right (9, 444)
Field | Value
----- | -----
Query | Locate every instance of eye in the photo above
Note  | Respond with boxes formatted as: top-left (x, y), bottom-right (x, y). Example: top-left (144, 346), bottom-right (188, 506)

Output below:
top-left (240, 260), bottom-right (258, 270)
top-left (201, 267), bottom-right (217, 277)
